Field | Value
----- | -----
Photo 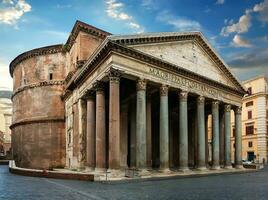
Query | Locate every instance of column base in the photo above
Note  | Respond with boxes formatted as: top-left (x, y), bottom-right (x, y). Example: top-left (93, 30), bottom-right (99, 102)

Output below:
top-left (107, 169), bottom-right (125, 177)
top-left (85, 167), bottom-right (95, 172)
top-left (178, 167), bottom-right (191, 173)
top-left (159, 168), bottom-right (171, 173)
top-left (235, 165), bottom-right (244, 169)
top-left (137, 168), bottom-right (150, 176)
top-left (95, 167), bottom-right (107, 173)
top-left (211, 165), bottom-right (221, 170)
top-left (196, 166), bottom-right (207, 171)
top-left (224, 165), bottom-right (233, 170)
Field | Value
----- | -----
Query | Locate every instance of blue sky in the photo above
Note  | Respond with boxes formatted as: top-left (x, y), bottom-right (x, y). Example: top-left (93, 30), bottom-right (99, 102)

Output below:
top-left (0, 0), bottom-right (268, 90)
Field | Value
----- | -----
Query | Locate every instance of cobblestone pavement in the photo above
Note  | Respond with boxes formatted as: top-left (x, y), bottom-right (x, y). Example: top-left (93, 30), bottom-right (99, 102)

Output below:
top-left (1, 165), bottom-right (268, 200)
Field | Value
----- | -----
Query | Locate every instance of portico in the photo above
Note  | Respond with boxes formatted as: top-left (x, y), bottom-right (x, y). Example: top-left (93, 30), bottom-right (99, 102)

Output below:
top-left (64, 32), bottom-right (246, 176)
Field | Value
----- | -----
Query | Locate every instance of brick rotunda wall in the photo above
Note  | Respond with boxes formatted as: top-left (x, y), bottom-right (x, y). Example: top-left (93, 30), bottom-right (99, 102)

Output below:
top-left (10, 47), bottom-right (66, 169)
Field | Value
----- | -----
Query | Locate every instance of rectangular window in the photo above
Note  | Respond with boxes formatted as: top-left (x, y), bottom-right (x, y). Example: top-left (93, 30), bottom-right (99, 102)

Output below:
top-left (233, 127), bottom-right (235, 137)
top-left (248, 141), bottom-right (253, 148)
top-left (248, 87), bottom-right (252, 95)
top-left (49, 73), bottom-right (53, 80)
top-left (246, 101), bottom-right (253, 107)
top-left (246, 125), bottom-right (254, 135)
top-left (248, 111), bottom-right (252, 119)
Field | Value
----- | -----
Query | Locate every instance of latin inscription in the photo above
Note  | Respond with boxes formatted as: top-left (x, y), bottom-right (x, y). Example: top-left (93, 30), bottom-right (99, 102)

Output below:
top-left (149, 67), bottom-right (219, 97)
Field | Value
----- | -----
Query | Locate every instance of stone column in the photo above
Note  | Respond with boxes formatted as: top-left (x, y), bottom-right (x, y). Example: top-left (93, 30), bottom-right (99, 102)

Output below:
top-left (136, 79), bottom-right (147, 170)
top-left (179, 90), bottom-right (189, 171)
top-left (212, 101), bottom-right (220, 169)
top-left (224, 105), bottom-right (232, 168)
top-left (130, 98), bottom-right (136, 168)
top-left (146, 94), bottom-right (152, 169)
top-left (95, 81), bottom-right (106, 171)
top-left (78, 98), bottom-right (87, 168)
top-left (197, 96), bottom-right (206, 170)
top-left (120, 103), bottom-right (128, 168)
top-left (159, 85), bottom-right (169, 171)
top-left (86, 92), bottom-right (95, 170)
top-left (235, 106), bottom-right (243, 169)
top-left (108, 70), bottom-right (121, 170)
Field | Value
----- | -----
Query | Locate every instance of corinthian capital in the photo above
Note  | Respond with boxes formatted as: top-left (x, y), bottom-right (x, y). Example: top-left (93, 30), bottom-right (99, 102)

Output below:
top-left (179, 90), bottom-right (188, 101)
top-left (160, 85), bottom-right (169, 96)
top-left (107, 68), bottom-right (121, 83)
top-left (197, 96), bottom-right (205, 104)
top-left (235, 106), bottom-right (242, 115)
top-left (136, 79), bottom-right (147, 91)
top-left (93, 80), bottom-right (105, 92)
top-left (224, 104), bottom-right (231, 112)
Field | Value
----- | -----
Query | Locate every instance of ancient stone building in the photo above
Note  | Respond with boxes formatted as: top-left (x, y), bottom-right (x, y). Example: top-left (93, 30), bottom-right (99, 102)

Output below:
top-left (10, 21), bottom-right (247, 173)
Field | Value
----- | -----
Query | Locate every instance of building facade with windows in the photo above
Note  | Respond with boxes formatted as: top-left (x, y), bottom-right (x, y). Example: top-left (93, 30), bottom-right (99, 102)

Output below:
top-left (0, 90), bottom-right (12, 156)
top-left (231, 76), bottom-right (268, 163)
top-left (10, 21), bottom-right (246, 175)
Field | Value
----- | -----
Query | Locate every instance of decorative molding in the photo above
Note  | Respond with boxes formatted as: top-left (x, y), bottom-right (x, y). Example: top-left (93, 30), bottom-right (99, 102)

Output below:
top-left (160, 85), bottom-right (168, 96)
top-left (10, 117), bottom-right (65, 129)
top-left (64, 20), bottom-right (111, 51)
top-left (136, 79), bottom-right (147, 91)
top-left (107, 68), bottom-right (122, 83)
top-left (235, 106), bottom-right (242, 115)
top-left (224, 104), bottom-right (231, 112)
top-left (9, 45), bottom-right (63, 77)
top-left (109, 33), bottom-right (244, 93)
top-left (12, 80), bottom-right (65, 100)
top-left (71, 40), bottom-right (246, 97)
top-left (179, 90), bottom-right (188, 101)
top-left (93, 80), bottom-right (105, 92)
top-left (197, 96), bottom-right (205, 104)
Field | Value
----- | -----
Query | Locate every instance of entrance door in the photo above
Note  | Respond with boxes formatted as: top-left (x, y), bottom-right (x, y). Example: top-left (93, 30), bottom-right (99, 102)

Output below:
top-left (247, 152), bottom-right (254, 161)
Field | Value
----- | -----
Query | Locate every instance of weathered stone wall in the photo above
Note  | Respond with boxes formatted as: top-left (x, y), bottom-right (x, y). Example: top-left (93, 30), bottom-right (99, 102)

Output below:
top-left (11, 51), bottom-right (66, 169)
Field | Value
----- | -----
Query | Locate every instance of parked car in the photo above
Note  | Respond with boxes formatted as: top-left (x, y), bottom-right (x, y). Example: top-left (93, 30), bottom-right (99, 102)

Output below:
top-left (242, 159), bottom-right (252, 164)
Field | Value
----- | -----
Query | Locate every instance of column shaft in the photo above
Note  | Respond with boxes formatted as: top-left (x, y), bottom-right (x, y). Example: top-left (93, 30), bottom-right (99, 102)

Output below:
top-left (235, 106), bottom-right (243, 168)
top-left (224, 105), bottom-right (232, 168)
top-left (212, 101), bottom-right (220, 169)
top-left (95, 82), bottom-right (106, 171)
top-left (197, 96), bottom-right (206, 169)
top-left (108, 73), bottom-right (120, 170)
top-left (86, 95), bottom-right (95, 169)
top-left (136, 79), bottom-right (147, 169)
top-left (179, 91), bottom-right (189, 171)
top-left (159, 85), bottom-right (169, 170)
top-left (78, 98), bottom-right (87, 168)
top-left (146, 94), bottom-right (152, 169)
top-left (120, 103), bottom-right (128, 168)
top-left (130, 99), bottom-right (136, 168)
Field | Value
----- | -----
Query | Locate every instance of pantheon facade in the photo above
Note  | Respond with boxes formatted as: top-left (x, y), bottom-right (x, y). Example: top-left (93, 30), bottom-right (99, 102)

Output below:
top-left (10, 21), bottom-right (246, 174)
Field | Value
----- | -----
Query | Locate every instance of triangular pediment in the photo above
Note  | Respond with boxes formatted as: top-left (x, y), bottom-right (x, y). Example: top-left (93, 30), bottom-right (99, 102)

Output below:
top-left (109, 32), bottom-right (246, 92)
top-left (131, 40), bottom-right (236, 89)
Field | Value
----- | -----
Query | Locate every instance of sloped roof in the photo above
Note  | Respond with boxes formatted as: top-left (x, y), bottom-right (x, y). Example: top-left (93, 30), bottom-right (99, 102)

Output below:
top-left (70, 31), bottom-right (246, 95)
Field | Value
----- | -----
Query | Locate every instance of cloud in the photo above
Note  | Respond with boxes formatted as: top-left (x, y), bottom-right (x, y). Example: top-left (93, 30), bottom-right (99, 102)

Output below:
top-left (228, 48), bottom-right (268, 69)
top-left (221, 0), bottom-right (268, 36)
top-left (105, 0), bottom-right (143, 33)
top-left (232, 34), bottom-right (252, 48)
top-left (141, 0), bottom-right (158, 10)
top-left (55, 4), bottom-right (72, 9)
top-left (106, 0), bottom-right (131, 20)
top-left (156, 10), bottom-right (201, 31)
top-left (0, 58), bottom-right (13, 90)
top-left (0, 0), bottom-right (31, 26)
top-left (221, 11), bottom-right (251, 36)
top-left (253, 0), bottom-right (268, 24)
top-left (216, 0), bottom-right (225, 5)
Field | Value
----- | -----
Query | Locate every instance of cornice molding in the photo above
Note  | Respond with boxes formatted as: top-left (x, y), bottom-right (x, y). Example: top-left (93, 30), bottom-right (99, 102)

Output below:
top-left (10, 117), bottom-right (65, 129)
top-left (12, 80), bottom-right (65, 100)
top-left (64, 20), bottom-right (111, 51)
top-left (69, 40), bottom-right (245, 97)
top-left (109, 33), bottom-right (245, 93)
top-left (9, 44), bottom-right (63, 77)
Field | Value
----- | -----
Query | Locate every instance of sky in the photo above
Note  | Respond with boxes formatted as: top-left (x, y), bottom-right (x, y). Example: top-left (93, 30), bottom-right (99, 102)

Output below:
top-left (0, 0), bottom-right (267, 90)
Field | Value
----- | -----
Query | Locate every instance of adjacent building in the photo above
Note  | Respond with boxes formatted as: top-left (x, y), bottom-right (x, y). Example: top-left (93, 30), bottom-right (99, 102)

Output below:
top-left (230, 76), bottom-right (268, 163)
top-left (0, 90), bottom-right (12, 156)
top-left (10, 21), bottom-right (247, 174)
